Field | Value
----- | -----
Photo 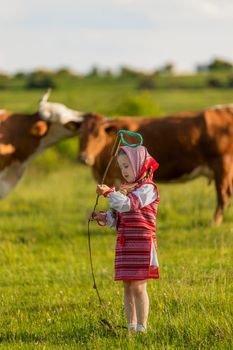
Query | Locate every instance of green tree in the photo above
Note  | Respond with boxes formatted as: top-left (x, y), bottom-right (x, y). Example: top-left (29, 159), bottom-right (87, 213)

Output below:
top-left (0, 73), bottom-right (10, 89)
top-left (207, 77), bottom-right (225, 88)
top-left (111, 92), bottom-right (161, 116)
top-left (208, 58), bottom-right (232, 71)
top-left (137, 76), bottom-right (156, 90)
top-left (119, 66), bottom-right (142, 79)
top-left (26, 70), bottom-right (57, 89)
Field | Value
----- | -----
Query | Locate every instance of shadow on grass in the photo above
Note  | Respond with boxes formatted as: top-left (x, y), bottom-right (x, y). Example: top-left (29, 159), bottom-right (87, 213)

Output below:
top-left (0, 323), bottom-right (127, 346)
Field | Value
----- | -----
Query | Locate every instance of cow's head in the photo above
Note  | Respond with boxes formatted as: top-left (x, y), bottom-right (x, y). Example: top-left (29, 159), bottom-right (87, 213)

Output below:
top-left (39, 89), bottom-right (84, 125)
top-left (0, 91), bottom-right (85, 161)
top-left (78, 113), bottom-right (117, 166)
top-left (36, 89), bottom-right (85, 150)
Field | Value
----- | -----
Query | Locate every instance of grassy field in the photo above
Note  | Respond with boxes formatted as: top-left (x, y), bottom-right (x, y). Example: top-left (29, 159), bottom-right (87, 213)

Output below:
top-left (0, 86), bottom-right (233, 349)
top-left (0, 83), bottom-right (233, 115)
top-left (0, 160), bottom-right (232, 349)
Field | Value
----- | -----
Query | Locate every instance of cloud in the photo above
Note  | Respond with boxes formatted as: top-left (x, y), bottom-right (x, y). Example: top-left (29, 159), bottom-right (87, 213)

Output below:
top-left (0, 0), bottom-right (232, 72)
top-left (2, 0), bottom-right (232, 28)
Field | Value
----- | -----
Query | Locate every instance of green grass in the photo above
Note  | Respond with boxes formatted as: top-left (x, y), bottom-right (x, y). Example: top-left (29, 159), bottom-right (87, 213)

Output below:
top-left (0, 156), bottom-right (232, 349)
top-left (0, 83), bottom-right (232, 115)
top-left (0, 85), bottom-right (232, 348)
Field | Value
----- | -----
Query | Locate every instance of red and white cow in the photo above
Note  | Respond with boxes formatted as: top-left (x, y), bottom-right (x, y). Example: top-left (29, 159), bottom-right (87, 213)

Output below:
top-left (78, 105), bottom-right (233, 224)
top-left (0, 90), bottom-right (84, 198)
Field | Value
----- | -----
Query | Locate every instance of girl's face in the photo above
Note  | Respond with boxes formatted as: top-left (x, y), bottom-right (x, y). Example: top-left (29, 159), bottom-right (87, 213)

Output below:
top-left (117, 154), bottom-right (135, 183)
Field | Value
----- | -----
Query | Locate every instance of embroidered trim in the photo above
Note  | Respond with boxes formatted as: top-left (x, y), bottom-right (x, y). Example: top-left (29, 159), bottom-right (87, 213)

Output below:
top-left (103, 186), bottom-right (115, 197)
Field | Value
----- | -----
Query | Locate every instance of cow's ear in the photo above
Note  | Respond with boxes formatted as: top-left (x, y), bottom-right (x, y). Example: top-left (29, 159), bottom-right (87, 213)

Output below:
top-left (30, 120), bottom-right (48, 137)
top-left (104, 124), bottom-right (118, 136)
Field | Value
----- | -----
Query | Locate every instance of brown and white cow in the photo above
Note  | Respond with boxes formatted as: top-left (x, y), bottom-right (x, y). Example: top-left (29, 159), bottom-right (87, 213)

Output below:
top-left (78, 105), bottom-right (233, 224)
top-left (0, 90), bottom-right (84, 198)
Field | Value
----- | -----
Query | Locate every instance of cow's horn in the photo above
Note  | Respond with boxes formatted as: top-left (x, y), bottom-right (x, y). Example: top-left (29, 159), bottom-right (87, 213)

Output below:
top-left (39, 88), bottom-right (51, 104)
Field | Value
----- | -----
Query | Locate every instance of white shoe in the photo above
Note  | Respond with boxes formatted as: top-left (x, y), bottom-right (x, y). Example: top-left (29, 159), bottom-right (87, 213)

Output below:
top-left (136, 324), bottom-right (147, 332)
top-left (128, 323), bottom-right (137, 331)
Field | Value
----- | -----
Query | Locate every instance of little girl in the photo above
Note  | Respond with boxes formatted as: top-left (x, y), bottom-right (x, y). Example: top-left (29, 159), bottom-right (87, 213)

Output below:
top-left (92, 145), bottom-right (160, 333)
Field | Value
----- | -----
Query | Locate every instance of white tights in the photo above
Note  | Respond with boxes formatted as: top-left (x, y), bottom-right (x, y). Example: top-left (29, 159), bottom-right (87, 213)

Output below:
top-left (123, 280), bottom-right (149, 331)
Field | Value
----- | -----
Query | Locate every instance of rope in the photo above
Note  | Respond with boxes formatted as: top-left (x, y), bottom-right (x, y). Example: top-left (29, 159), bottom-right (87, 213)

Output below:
top-left (87, 135), bottom-right (121, 305)
top-left (86, 130), bottom-right (143, 329)
top-left (117, 129), bottom-right (143, 147)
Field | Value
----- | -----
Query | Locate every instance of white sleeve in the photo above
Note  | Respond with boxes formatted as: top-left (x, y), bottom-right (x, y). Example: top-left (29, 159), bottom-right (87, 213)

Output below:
top-left (108, 184), bottom-right (157, 213)
top-left (108, 191), bottom-right (131, 212)
top-left (133, 184), bottom-right (157, 207)
top-left (105, 211), bottom-right (116, 228)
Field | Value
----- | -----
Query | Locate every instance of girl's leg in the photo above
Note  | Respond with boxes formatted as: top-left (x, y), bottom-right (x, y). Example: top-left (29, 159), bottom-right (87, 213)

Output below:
top-left (131, 280), bottom-right (149, 329)
top-left (123, 281), bottom-right (137, 328)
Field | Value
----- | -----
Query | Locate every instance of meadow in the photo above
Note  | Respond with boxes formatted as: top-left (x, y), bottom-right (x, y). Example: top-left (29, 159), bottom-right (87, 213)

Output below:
top-left (0, 83), bottom-right (232, 349)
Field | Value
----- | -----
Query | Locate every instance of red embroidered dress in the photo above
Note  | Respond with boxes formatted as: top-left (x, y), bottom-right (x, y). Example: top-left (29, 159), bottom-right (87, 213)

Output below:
top-left (100, 144), bottom-right (160, 281)
top-left (113, 181), bottom-right (159, 281)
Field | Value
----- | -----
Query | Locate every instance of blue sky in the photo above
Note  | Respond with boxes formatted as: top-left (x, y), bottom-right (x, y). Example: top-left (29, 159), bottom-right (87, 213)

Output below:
top-left (0, 0), bottom-right (232, 73)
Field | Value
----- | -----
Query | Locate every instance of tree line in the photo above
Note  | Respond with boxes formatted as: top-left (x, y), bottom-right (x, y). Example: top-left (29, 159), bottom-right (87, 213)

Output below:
top-left (0, 58), bottom-right (232, 90)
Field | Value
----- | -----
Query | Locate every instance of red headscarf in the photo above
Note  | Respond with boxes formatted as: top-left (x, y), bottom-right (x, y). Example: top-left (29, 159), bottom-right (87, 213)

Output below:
top-left (118, 145), bottom-right (159, 182)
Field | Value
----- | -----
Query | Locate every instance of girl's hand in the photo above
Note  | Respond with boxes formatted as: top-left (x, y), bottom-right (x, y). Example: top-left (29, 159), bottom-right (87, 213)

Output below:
top-left (96, 184), bottom-right (111, 196)
top-left (90, 211), bottom-right (107, 225)
top-left (119, 183), bottom-right (135, 195)
top-left (119, 187), bottom-right (128, 196)
top-left (89, 211), bottom-right (97, 221)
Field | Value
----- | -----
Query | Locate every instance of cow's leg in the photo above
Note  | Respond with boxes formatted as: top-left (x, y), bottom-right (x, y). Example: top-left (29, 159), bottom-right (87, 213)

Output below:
top-left (211, 155), bottom-right (233, 225)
